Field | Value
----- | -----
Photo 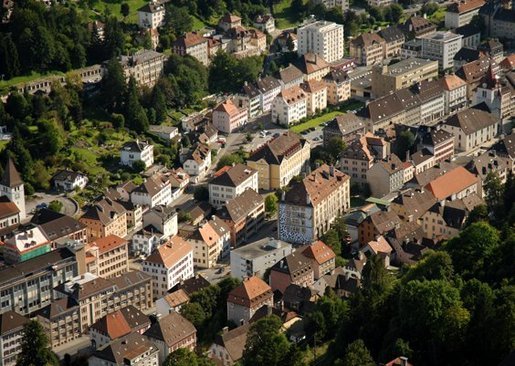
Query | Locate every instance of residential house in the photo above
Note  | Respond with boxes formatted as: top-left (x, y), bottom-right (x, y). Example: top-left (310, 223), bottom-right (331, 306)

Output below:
top-left (300, 80), bottom-right (328, 116)
top-left (144, 312), bottom-right (196, 363)
top-left (209, 324), bottom-right (249, 366)
top-left (366, 154), bottom-right (404, 198)
top-left (323, 114), bottom-right (367, 146)
top-left (89, 306), bottom-right (150, 349)
top-left (349, 32), bottom-right (386, 66)
top-left (390, 188), bottom-right (437, 223)
top-left (272, 85), bottom-right (307, 126)
top-left (119, 50), bottom-right (166, 87)
top-left (0, 197), bottom-right (20, 236)
top-left (468, 150), bottom-right (513, 193)
top-left (276, 31), bottom-right (298, 53)
top-left (143, 205), bottom-right (178, 242)
top-left (296, 53), bottom-right (331, 81)
top-left (89, 333), bottom-right (159, 366)
top-left (278, 164), bottom-right (350, 244)
top-left (425, 166), bottom-right (480, 201)
top-left (120, 140), bottom-right (154, 168)
top-left (131, 229), bottom-right (160, 257)
top-left (256, 76), bottom-right (282, 113)
top-left (0, 311), bottom-right (29, 366)
top-left (322, 69), bottom-right (351, 105)
top-left (297, 21), bottom-right (344, 63)
top-left (340, 133), bottom-right (389, 186)
top-left (230, 237), bottom-right (293, 280)
top-left (217, 188), bottom-right (265, 246)
top-left (312, 0), bottom-right (349, 12)
top-left (247, 132), bottom-right (310, 190)
top-left (455, 24), bottom-right (481, 49)
top-left (148, 125), bottom-right (179, 143)
top-left (301, 240), bottom-right (336, 280)
top-left (401, 39), bottom-right (423, 59)
top-left (168, 168), bottom-right (190, 201)
top-left (213, 99), bottom-right (249, 134)
top-left (235, 83), bottom-right (261, 120)
top-left (358, 210), bottom-right (403, 246)
top-left (142, 236), bottom-right (194, 299)
top-left (379, 26), bottom-right (405, 58)
top-left (442, 107), bottom-right (500, 152)
top-left (30, 209), bottom-right (86, 248)
top-left (456, 56), bottom-right (498, 99)
top-left (3, 224), bottom-right (51, 264)
top-left (253, 14), bottom-right (275, 33)
top-left (183, 144), bottom-right (211, 179)
top-left (400, 16), bottom-right (437, 40)
top-left (188, 217), bottom-right (231, 269)
top-left (52, 170), bottom-right (88, 191)
top-left (371, 58), bottom-right (439, 98)
top-left (440, 74), bottom-right (468, 115)
top-left (419, 31), bottom-right (463, 71)
top-left (137, 1), bottom-right (165, 29)
top-left (172, 32), bottom-right (209, 66)
top-left (219, 12), bottom-right (242, 32)
top-left (227, 276), bottom-right (273, 325)
top-left (155, 289), bottom-right (190, 315)
top-left (279, 65), bottom-right (304, 89)
top-left (131, 174), bottom-right (172, 209)
top-left (80, 197), bottom-right (127, 240)
top-left (269, 251), bottom-right (314, 294)
top-left (362, 235), bottom-right (393, 266)
top-left (0, 248), bottom-right (79, 316)
top-left (417, 125), bottom-right (455, 163)
top-left (85, 235), bottom-right (129, 278)
top-left (445, 0), bottom-right (485, 28)
top-left (208, 164), bottom-right (258, 208)
top-left (474, 66), bottom-right (514, 122)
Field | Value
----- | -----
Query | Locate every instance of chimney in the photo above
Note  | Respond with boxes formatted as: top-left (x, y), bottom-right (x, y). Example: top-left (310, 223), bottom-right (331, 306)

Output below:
top-left (222, 326), bottom-right (229, 334)
top-left (329, 165), bottom-right (335, 177)
top-left (400, 357), bottom-right (408, 366)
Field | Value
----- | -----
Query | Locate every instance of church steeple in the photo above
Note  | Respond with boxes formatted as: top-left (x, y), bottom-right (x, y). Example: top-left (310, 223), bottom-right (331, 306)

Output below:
top-left (1, 158), bottom-right (23, 188)
top-left (0, 158), bottom-right (25, 220)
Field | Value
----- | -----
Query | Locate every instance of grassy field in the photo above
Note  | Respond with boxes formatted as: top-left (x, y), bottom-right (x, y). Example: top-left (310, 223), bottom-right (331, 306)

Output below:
top-left (0, 71), bottom-right (65, 92)
top-left (273, 0), bottom-right (305, 29)
top-left (290, 111), bottom-right (343, 133)
top-left (91, 0), bottom-right (148, 24)
top-left (428, 7), bottom-right (446, 27)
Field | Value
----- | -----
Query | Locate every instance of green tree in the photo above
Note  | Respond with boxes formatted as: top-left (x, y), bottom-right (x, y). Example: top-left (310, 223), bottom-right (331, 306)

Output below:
top-left (0, 34), bottom-right (21, 78)
top-left (242, 315), bottom-right (291, 366)
top-left (120, 3), bottom-right (129, 17)
top-left (39, 119), bottom-right (65, 155)
top-left (163, 348), bottom-right (215, 366)
top-left (125, 77), bottom-right (149, 133)
top-left (465, 204), bottom-right (488, 227)
top-left (484, 171), bottom-right (504, 218)
top-left (326, 137), bottom-right (346, 163)
top-left (132, 160), bottom-right (147, 173)
top-left (216, 152), bottom-right (245, 169)
top-left (102, 58), bottom-right (126, 112)
top-left (165, 5), bottom-right (193, 36)
top-left (48, 200), bottom-right (63, 213)
top-left (265, 194), bottom-right (278, 215)
top-left (395, 130), bottom-right (415, 161)
top-left (342, 339), bottom-right (375, 366)
top-left (17, 320), bottom-right (59, 366)
top-left (321, 229), bottom-right (341, 256)
top-left (402, 251), bottom-right (454, 283)
top-left (151, 87), bottom-right (167, 123)
top-left (180, 303), bottom-right (206, 329)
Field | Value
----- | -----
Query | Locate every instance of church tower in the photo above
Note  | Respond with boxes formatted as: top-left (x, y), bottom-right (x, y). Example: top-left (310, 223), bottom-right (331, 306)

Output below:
top-left (0, 158), bottom-right (26, 220)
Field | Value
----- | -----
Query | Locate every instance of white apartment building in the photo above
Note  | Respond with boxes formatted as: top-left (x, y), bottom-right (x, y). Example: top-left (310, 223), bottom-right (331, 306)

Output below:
top-left (419, 31), bottom-right (463, 70)
top-left (143, 205), bottom-right (178, 241)
top-left (137, 1), bottom-right (166, 29)
top-left (142, 236), bottom-right (194, 299)
top-left (230, 237), bottom-right (293, 280)
top-left (130, 175), bottom-right (172, 208)
top-left (189, 218), bottom-right (231, 269)
top-left (120, 50), bottom-right (166, 87)
top-left (209, 164), bottom-right (258, 208)
top-left (278, 165), bottom-right (351, 244)
top-left (441, 74), bottom-right (468, 115)
top-left (257, 76), bottom-right (282, 113)
top-left (445, 0), bottom-right (485, 29)
top-left (120, 140), bottom-right (154, 168)
top-left (297, 21), bottom-right (344, 63)
top-left (132, 229), bottom-right (160, 257)
top-left (300, 80), bottom-right (328, 116)
top-left (212, 99), bottom-right (248, 134)
top-left (183, 144), bottom-right (211, 178)
top-left (272, 85), bottom-right (307, 126)
top-left (89, 333), bottom-right (159, 366)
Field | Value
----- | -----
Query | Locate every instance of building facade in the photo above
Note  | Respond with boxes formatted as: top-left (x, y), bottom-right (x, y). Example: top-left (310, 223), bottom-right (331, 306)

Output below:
top-left (208, 164), bottom-right (258, 208)
top-left (297, 21), bottom-right (344, 63)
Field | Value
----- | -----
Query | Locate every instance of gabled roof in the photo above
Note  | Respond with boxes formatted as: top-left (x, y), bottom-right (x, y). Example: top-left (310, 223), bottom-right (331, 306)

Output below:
top-left (295, 53), bottom-right (329, 75)
top-left (221, 12), bottom-right (241, 23)
top-left (93, 333), bottom-right (158, 364)
top-left (121, 140), bottom-right (152, 153)
top-left (256, 76), bottom-right (281, 93)
top-left (324, 113), bottom-right (366, 136)
top-left (0, 196), bottom-right (20, 219)
top-left (440, 74), bottom-right (467, 91)
top-left (365, 210), bottom-right (403, 234)
top-left (81, 197), bottom-right (126, 225)
top-left (392, 188), bottom-right (437, 220)
top-left (447, 0), bottom-right (485, 13)
top-left (210, 164), bottom-right (257, 188)
top-left (144, 236), bottom-right (193, 269)
top-left (302, 240), bottom-right (336, 265)
top-left (133, 175), bottom-right (169, 196)
top-left (162, 289), bottom-right (190, 308)
top-left (52, 169), bottom-right (86, 183)
top-left (0, 311), bottom-right (29, 335)
top-left (227, 276), bottom-right (271, 306)
top-left (173, 32), bottom-right (207, 49)
top-left (213, 324), bottom-right (250, 362)
top-left (89, 235), bottom-right (127, 254)
top-left (271, 251), bottom-right (312, 277)
top-left (351, 32), bottom-right (385, 48)
top-left (144, 312), bottom-right (196, 348)
top-left (248, 132), bottom-right (306, 165)
top-left (279, 64), bottom-right (303, 84)
top-left (365, 235), bottom-right (393, 255)
top-left (378, 26), bottom-right (405, 43)
top-left (90, 305), bottom-right (149, 340)
top-left (214, 99), bottom-right (243, 117)
top-left (278, 85), bottom-right (306, 105)
top-left (425, 166), bottom-right (478, 200)
top-left (219, 188), bottom-right (263, 223)
top-left (1, 158), bottom-right (23, 188)
top-left (444, 107), bottom-right (498, 135)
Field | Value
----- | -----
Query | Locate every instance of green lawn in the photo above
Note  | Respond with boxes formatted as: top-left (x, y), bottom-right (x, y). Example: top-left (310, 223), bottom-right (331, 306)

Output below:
top-left (290, 111), bottom-right (343, 133)
top-left (273, 0), bottom-right (306, 29)
top-left (428, 7), bottom-right (446, 27)
top-left (91, 0), bottom-right (148, 24)
top-left (0, 71), bottom-right (65, 92)
top-left (192, 15), bottom-right (208, 31)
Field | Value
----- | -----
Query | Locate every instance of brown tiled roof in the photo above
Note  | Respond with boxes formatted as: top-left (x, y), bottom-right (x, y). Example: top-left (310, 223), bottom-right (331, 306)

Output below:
top-left (324, 113), bottom-right (366, 136)
top-left (89, 235), bottom-right (127, 254)
top-left (220, 188), bottom-right (263, 223)
top-left (283, 164), bottom-right (349, 206)
top-left (367, 210), bottom-right (403, 234)
top-left (214, 324), bottom-right (250, 362)
top-left (248, 131), bottom-right (307, 165)
top-left (302, 240), bottom-right (335, 265)
top-left (366, 235), bottom-right (392, 255)
top-left (0, 311), bottom-right (28, 335)
top-left (444, 107), bottom-right (498, 135)
top-left (31, 208), bottom-right (86, 241)
top-left (133, 175), bottom-right (169, 196)
top-left (93, 333), bottom-right (158, 364)
top-left (221, 13), bottom-right (241, 23)
top-left (457, 57), bottom-right (494, 84)
top-left (0, 197), bottom-right (19, 219)
top-left (440, 74), bottom-right (467, 90)
top-left (173, 32), bottom-right (207, 49)
top-left (162, 289), bottom-right (190, 307)
top-left (1, 158), bottom-right (23, 188)
top-left (278, 85), bottom-right (306, 105)
top-left (279, 65), bottom-right (303, 84)
top-left (144, 312), bottom-right (196, 348)
top-left (210, 164), bottom-right (257, 188)
top-left (214, 99), bottom-right (242, 116)
top-left (81, 197), bottom-right (126, 225)
top-left (375, 154), bottom-right (403, 174)
top-left (144, 236), bottom-right (192, 269)
top-left (392, 188), bottom-right (437, 220)
top-left (36, 297), bottom-right (78, 320)
top-left (90, 310), bottom-right (132, 339)
top-left (491, 133), bottom-right (515, 159)
top-left (227, 276), bottom-right (272, 306)
top-left (351, 32), bottom-right (385, 48)
top-left (295, 53), bottom-right (329, 75)
top-left (500, 54), bottom-right (515, 71)
top-left (447, 0), bottom-right (485, 14)
top-left (300, 79), bottom-right (326, 93)
top-left (425, 166), bottom-right (478, 200)
top-left (271, 251), bottom-right (312, 277)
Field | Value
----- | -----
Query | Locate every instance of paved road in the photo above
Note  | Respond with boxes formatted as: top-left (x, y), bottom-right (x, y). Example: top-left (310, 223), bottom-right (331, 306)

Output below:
top-left (25, 192), bottom-right (78, 221)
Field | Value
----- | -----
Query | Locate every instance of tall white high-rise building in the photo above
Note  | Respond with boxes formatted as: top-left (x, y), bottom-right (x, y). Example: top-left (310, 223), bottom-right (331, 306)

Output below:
top-left (297, 20), bottom-right (344, 63)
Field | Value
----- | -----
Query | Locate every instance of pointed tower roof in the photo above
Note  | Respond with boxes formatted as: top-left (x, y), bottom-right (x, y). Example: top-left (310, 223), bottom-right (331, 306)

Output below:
top-left (1, 158), bottom-right (23, 188)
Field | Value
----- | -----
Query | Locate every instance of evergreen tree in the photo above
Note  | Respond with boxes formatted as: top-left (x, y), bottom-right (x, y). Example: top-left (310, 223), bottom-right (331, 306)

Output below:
top-left (151, 86), bottom-right (167, 123)
top-left (17, 320), bottom-right (59, 366)
top-left (0, 35), bottom-right (21, 78)
top-left (124, 77), bottom-right (149, 133)
top-left (101, 58), bottom-right (126, 112)
top-left (342, 339), bottom-right (375, 366)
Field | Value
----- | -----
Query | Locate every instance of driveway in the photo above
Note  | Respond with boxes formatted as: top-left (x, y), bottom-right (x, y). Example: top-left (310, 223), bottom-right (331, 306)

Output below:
top-left (25, 192), bottom-right (78, 220)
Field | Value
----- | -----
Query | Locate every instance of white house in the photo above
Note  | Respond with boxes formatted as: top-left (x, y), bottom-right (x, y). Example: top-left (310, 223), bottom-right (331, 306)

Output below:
top-left (149, 125), bottom-right (179, 143)
top-left (212, 99), bottom-right (249, 134)
top-left (130, 174), bottom-right (172, 208)
top-left (253, 14), bottom-right (275, 33)
top-left (208, 164), bottom-right (258, 208)
top-left (132, 229), bottom-right (161, 257)
top-left (137, 0), bottom-right (166, 29)
top-left (142, 235), bottom-right (194, 299)
top-left (143, 205), bottom-right (178, 241)
top-left (120, 140), bottom-right (154, 168)
top-left (272, 85), bottom-right (307, 126)
top-left (52, 170), bottom-right (88, 191)
top-left (183, 144), bottom-right (211, 178)
top-left (189, 217), bottom-right (231, 269)
top-left (257, 76), bottom-right (282, 113)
